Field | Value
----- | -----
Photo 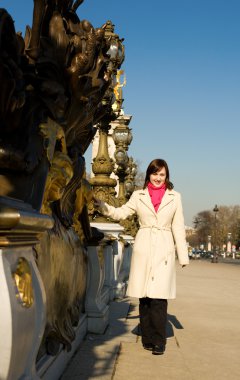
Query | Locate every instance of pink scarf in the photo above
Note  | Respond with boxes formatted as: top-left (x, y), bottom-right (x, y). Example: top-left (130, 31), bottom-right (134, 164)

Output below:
top-left (147, 182), bottom-right (166, 212)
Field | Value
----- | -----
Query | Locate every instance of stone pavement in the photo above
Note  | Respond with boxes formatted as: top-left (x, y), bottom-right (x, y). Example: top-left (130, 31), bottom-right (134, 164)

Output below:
top-left (61, 260), bottom-right (240, 380)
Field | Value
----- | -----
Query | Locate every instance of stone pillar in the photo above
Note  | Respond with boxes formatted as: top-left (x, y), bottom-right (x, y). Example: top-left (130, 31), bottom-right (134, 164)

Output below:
top-left (227, 232), bottom-right (232, 256)
top-left (207, 235), bottom-right (212, 252)
top-left (103, 240), bottom-right (115, 302)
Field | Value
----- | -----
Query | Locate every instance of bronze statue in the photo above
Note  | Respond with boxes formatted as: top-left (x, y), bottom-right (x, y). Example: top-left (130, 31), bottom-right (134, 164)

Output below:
top-left (0, 0), bottom-right (124, 355)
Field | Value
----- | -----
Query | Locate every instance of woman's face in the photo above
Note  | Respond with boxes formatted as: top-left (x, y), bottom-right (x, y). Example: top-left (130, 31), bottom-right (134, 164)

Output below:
top-left (149, 167), bottom-right (166, 187)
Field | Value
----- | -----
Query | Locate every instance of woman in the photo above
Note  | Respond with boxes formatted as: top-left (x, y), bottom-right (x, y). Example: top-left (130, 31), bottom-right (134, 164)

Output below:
top-left (94, 158), bottom-right (189, 355)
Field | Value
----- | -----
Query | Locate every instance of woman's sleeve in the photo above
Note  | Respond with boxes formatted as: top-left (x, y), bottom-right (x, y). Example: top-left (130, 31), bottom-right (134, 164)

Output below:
top-left (172, 194), bottom-right (189, 265)
top-left (99, 192), bottom-right (137, 220)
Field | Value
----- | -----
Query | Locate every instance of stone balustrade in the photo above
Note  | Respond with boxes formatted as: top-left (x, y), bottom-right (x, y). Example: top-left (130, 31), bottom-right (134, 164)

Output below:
top-left (0, 201), bottom-right (133, 380)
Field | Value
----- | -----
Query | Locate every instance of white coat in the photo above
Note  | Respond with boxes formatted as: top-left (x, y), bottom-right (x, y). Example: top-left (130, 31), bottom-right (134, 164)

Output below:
top-left (100, 188), bottom-right (189, 299)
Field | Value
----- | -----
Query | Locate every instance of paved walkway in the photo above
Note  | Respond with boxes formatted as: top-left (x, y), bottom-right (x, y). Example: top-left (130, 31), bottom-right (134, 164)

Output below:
top-left (61, 260), bottom-right (240, 380)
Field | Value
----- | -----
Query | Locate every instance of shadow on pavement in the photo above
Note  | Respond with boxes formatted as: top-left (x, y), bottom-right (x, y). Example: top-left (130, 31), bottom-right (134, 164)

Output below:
top-left (60, 299), bottom-right (132, 379)
top-left (61, 300), bottom-right (185, 379)
top-left (131, 313), bottom-right (184, 339)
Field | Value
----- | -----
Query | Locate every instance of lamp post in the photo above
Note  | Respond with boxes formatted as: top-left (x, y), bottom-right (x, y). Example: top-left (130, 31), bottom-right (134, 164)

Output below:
top-left (193, 217), bottom-right (202, 259)
top-left (212, 204), bottom-right (219, 263)
top-left (125, 157), bottom-right (137, 199)
top-left (193, 217), bottom-right (201, 251)
top-left (105, 20), bottom-right (125, 73)
top-left (89, 21), bottom-right (125, 222)
top-left (112, 115), bottom-right (132, 205)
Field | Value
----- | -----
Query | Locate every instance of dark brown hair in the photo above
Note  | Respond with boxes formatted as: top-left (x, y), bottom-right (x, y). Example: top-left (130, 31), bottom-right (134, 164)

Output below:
top-left (143, 158), bottom-right (174, 190)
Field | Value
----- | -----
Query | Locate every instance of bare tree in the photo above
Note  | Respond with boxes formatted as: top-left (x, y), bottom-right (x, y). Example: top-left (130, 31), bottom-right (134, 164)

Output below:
top-left (133, 160), bottom-right (145, 189)
top-left (192, 205), bottom-right (240, 250)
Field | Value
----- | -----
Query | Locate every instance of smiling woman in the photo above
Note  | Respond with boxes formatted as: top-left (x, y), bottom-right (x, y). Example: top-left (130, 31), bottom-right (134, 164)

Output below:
top-left (144, 159), bottom-right (173, 213)
top-left (149, 169), bottom-right (166, 187)
top-left (94, 157), bottom-right (189, 355)
top-left (144, 158), bottom-right (173, 190)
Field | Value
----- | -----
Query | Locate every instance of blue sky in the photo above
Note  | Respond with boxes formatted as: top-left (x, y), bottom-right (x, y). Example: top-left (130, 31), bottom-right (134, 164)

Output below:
top-left (2, 0), bottom-right (240, 225)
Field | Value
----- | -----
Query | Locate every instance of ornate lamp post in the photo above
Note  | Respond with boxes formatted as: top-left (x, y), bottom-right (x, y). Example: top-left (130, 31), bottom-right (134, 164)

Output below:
top-left (112, 117), bottom-right (138, 236)
top-left (112, 119), bottom-right (132, 150)
top-left (105, 21), bottom-right (125, 75)
top-left (122, 157), bottom-right (139, 236)
top-left (90, 119), bottom-right (118, 201)
top-left (89, 21), bottom-right (125, 222)
top-left (125, 157), bottom-right (137, 199)
top-left (112, 115), bottom-right (132, 205)
top-left (212, 204), bottom-right (219, 263)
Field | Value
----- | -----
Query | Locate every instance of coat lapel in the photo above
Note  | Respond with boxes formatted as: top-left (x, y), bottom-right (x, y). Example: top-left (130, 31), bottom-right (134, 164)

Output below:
top-left (158, 189), bottom-right (175, 212)
top-left (139, 188), bottom-right (175, 214)
top-left (138, 188), bottom-right (156, 214)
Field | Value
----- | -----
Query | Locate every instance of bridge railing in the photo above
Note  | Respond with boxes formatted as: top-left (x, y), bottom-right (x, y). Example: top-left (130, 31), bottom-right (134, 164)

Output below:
top-left (0, 207), bottom-right (133, 380)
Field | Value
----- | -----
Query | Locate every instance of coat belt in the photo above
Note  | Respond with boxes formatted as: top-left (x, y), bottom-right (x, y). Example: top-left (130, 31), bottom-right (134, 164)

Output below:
top-left (139, 225), bottom-right (171, 232)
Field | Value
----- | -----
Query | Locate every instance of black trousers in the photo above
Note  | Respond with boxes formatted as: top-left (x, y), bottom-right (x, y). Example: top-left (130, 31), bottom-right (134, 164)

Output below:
top-left (139, 297), bottom-right (168, 346)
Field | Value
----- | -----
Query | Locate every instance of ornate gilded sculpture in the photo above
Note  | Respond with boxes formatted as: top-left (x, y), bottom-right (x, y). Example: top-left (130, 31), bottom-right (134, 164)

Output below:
top-left (0, 0), bottom-right (124, 356)
top-left (13, 257), bottom-right (34, 308)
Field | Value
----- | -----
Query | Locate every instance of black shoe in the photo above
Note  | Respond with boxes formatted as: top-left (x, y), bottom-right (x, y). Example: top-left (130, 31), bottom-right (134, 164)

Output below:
top-left (152, 344), bottom-right (165, 355)
top-left (143, 343), bottom-right (154, 351)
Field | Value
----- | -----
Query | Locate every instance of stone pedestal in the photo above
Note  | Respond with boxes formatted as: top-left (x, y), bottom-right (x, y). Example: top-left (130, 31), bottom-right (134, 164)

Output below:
top-left (103, 243), bottom-right (115, 302)
top-left (227, 241), bottom-right (232, 254)
top-left (118, 234), bottom-right (134, 282)
top-left (0, 246), bottom-right (46, 380)
top-left (0, 197), bottom-right (53, 380)
top-left (85, 245), bottom-right (109, 334)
